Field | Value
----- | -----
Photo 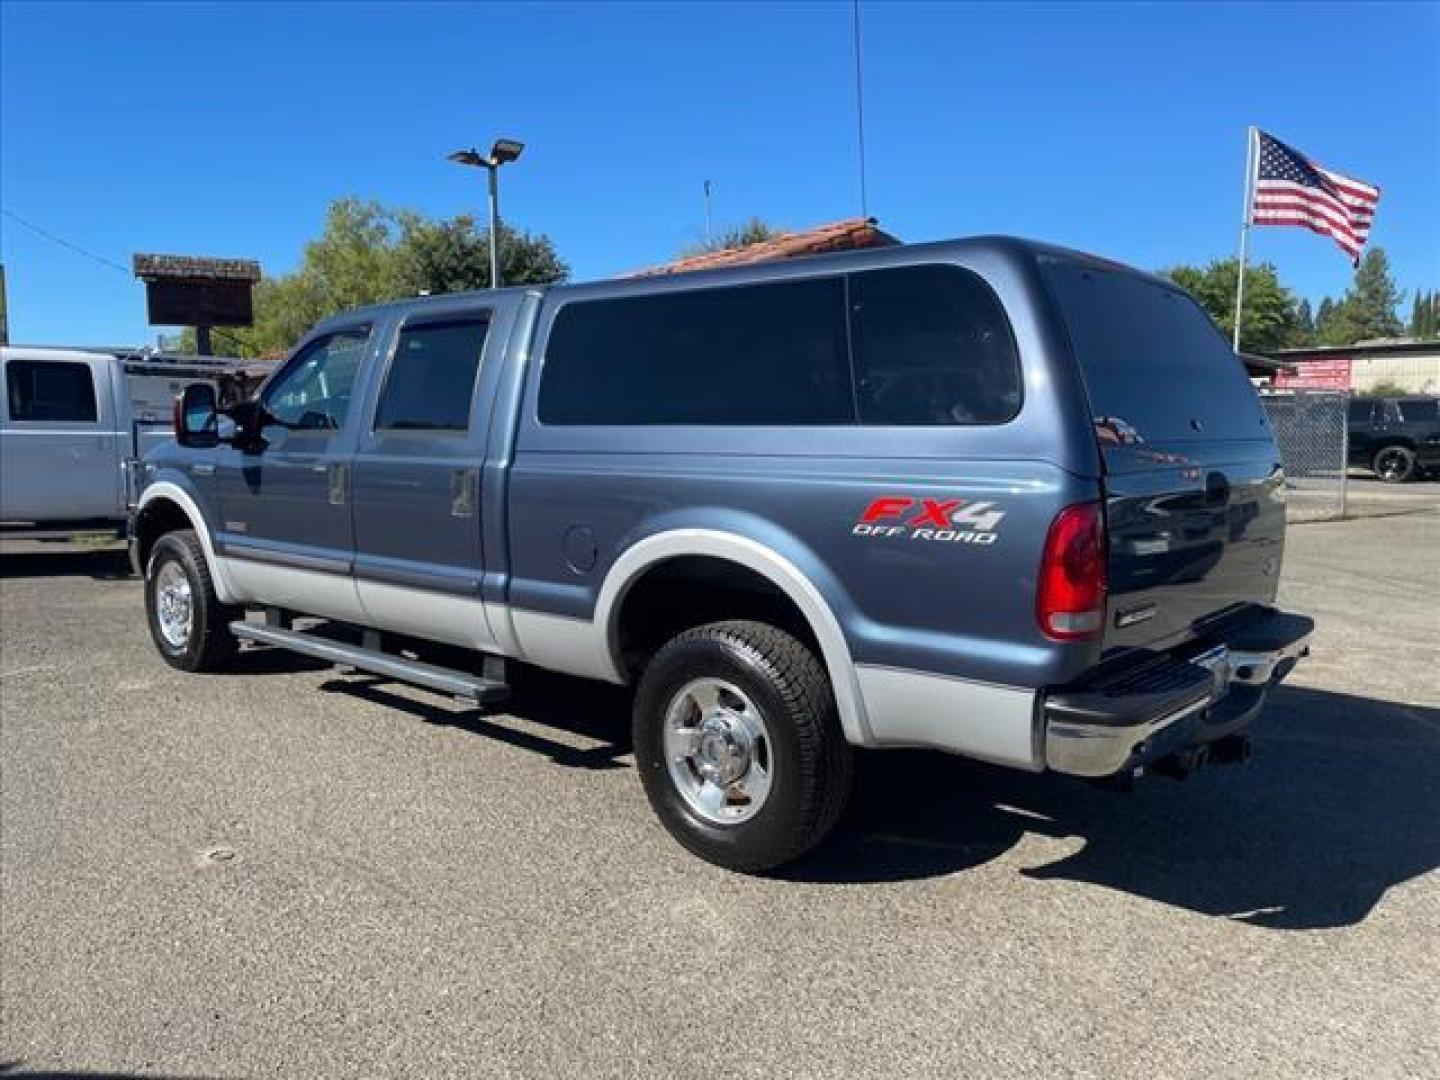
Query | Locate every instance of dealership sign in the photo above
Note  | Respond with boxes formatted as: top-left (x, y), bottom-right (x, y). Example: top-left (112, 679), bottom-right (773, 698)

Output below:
top-left (1274, 357), bottom-right (1352, 390)
top-left (132, 254), bottom-right (261, 328)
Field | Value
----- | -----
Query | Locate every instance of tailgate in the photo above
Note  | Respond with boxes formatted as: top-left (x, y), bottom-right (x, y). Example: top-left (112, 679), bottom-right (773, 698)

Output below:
top-left (1040, 255), bottom-right (1287, 650)
top-left (1102, 446), bottom-right (1285, 648)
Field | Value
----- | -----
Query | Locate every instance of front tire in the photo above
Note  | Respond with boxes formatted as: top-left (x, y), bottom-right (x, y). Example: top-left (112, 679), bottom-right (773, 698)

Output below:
top-left (144, 530), bottom-right (240, 672)
top-left (1373, 445), bottom-right (1416, 483)
top-left (633, 620), bottom-right (853, 872)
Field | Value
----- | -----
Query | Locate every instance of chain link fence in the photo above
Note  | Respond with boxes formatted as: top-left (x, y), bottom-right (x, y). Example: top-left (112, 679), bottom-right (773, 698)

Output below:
top-left (1261, 390), bottom-right (1349, 522)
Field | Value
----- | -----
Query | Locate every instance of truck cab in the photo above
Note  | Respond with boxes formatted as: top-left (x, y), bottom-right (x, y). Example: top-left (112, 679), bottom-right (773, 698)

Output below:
top-left (130, 237), bottom-right (1313, 872)
top-left (1, 345), bottom-right (269, 539)
top-left (1, 347), bottom-right (132, 532)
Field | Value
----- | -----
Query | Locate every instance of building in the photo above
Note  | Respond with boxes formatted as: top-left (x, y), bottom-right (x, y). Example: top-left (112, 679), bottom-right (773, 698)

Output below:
top-left (1266, 340), bottom-right (1440, 395)
top-left (626, 217), bottom-right (900, 277)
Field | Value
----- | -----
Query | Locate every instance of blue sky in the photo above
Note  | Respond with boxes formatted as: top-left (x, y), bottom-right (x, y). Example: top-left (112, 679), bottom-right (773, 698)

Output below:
top-left (2, 1), bottom-right (1437, 346)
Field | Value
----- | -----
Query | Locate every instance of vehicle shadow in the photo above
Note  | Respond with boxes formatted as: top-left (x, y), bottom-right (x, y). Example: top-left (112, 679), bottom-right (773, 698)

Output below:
top-left (272, 645), bottom-right (1440, 931)
top-left (0, 1064), bottom-right (223, 1080)
top-left (319, 664), bottom-right (633, 771)
top-left (0, 547), bottom-right (132, 580)
top-left (784, 684), bottom-right (1440, 930)
top-left (228, 645), bottom-right (333, 675)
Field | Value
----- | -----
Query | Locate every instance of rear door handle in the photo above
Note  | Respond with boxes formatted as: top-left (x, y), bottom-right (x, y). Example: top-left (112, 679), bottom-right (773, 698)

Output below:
top-left (327, 463), bottom-right (348, 506)
top-left (451, 467), bottom-right (478, 518)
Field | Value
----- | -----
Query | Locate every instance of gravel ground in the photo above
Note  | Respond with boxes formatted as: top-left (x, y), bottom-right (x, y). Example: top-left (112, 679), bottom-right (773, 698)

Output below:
top-left (2, 505), bottom-right (1437, 1080)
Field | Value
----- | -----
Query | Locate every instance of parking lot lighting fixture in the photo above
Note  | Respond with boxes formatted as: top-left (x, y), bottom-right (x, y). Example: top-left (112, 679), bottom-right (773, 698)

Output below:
top-left (490, 138), bottom-right (524, 164)
top-left (447, 136), bottom-right (525, 288)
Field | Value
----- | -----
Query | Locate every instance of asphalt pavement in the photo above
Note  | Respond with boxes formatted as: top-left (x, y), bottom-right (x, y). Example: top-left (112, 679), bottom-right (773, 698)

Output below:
top-left (2, 502), bottom-right (1437, 1079)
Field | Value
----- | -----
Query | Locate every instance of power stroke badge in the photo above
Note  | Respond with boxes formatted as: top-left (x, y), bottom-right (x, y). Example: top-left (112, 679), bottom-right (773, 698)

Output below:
top-left (853, 496), bottom-right (1006, 545)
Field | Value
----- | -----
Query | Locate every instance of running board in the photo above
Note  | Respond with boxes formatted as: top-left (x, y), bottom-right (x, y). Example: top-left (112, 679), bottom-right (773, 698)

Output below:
top-left (229, 620), bottom-right (509, 706)
top-left (0, 524), bottom-right (126, 541)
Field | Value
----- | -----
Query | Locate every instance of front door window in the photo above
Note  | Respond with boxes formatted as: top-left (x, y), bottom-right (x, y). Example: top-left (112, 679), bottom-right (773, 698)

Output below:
top-left (263, 330), bottom-right (369, 431)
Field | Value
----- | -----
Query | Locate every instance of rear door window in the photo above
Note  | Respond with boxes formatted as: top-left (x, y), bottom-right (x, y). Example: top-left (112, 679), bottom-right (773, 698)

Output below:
top-left (1396, 399), bottom-right (1438, 423)
top-left (5, 360), bottom-right (98, 422)
top-left (849, 264), bottom-right (1021, 425)
top-left (375, 319), bottom-right (489, 432)
top-left (540, 277), bottom-right (851, 425)
top-left (1041, 258), bottom-right (1269, 442)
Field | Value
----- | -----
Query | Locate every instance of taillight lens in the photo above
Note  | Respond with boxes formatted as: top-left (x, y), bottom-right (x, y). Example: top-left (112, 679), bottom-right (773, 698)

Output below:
top-left (1037, 502), bottom-right (1107, 641)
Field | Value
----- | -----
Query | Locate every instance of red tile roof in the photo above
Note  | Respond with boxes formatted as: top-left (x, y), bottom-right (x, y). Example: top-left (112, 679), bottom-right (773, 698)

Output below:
top-left (627, 217), bottom-right (900, 277)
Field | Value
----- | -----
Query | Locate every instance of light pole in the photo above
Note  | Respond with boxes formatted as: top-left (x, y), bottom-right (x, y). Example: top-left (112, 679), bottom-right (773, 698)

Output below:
top-left (447, 137), bottom-right (525, 289)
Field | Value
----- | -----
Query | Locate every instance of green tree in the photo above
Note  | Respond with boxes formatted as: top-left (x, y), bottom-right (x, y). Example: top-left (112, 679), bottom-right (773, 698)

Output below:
top-left (1409, 289), bottom-right (1438, 339)
top-left (397, 211), bottom-right (567, 296)
top-left (1318, 247), bottom-right (1405, 345)
top-left (1364, 381), bottom-right (1412, 398)
top-left (1162, 258), bottom-right (1301, 352)
top-left (1294, 297), bottom-right (1316, 347)
top-left (681, 216), bottom-right (780, 257)
top-left (182, 197), bottom-right (568, 357)
top-left (1315, 296), bottom-right (1337, 341)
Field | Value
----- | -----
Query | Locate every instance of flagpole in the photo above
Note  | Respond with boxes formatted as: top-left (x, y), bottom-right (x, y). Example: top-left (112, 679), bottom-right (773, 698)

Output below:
top-left (1232, 125), bottom-right (1258, 353)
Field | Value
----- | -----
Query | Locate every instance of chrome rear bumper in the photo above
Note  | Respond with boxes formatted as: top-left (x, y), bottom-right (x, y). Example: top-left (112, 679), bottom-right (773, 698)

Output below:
top-left (1043, 611), bottom-right (1313, 779)
top-left (1229, 634), bottom-right (1310, 686)
top-left (1046, 696), bottom-right (1212, 778)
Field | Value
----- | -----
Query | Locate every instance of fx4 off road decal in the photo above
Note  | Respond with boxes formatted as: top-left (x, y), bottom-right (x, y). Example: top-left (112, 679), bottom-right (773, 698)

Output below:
top-left (853, 496), bottom-right (1006, 545)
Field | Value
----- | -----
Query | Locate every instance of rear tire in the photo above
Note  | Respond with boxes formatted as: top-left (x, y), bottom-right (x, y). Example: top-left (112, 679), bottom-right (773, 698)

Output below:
top-left (145, 530), bottom-right (240, 672)
top-left (633, 620), bottom-right (853, 872)
top-left (1372, 445), bottom-right (1416, 483)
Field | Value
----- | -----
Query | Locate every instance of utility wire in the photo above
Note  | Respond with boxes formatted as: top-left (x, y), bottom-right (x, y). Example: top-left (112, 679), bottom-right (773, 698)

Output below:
top-left (1, 207), bottom-right (132, 276)
top-left (852, 0), bottom-right (870, 220)
top-left (1, 206), bottom-right (252, 355)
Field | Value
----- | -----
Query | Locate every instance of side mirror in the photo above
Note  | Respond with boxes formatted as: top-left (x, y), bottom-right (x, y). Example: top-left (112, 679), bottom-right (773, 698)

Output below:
top-left (174, 383), bottom-right (219, 448)
top-left (228, 399), bottom-right (272, 452)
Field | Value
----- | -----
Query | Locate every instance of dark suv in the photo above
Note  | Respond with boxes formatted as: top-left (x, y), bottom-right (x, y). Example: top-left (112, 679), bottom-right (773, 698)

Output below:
top-left (1348, 396), bottom-right (1440, 482)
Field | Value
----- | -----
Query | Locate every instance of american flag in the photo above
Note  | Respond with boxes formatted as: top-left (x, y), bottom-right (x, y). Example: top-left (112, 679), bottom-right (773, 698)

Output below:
top-left (1251, 131), bottom-right (1380, 264)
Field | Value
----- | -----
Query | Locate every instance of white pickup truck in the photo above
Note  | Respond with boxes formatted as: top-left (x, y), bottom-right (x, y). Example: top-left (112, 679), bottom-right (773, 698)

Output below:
top-left (0, 345), bottom-right (268, 539)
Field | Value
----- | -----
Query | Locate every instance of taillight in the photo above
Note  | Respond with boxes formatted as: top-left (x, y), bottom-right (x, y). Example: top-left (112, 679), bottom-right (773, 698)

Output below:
top-left (1037, 502), bottom-right (1107, 641)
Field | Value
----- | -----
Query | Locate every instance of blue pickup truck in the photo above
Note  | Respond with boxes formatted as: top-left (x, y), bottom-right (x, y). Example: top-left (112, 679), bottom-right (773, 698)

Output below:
top-left (131, 237), bottom-right (1312, 871)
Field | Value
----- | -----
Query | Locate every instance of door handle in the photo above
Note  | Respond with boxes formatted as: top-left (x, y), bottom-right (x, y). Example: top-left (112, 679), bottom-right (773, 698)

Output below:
top-left (191, 463), bottom-right (215, 477)
top-left (311, 463), bottom-right (330, 474)
top-left (327, 463), bottom-right (348, 506)
top-left (451, 467), bottom-right (478, 518)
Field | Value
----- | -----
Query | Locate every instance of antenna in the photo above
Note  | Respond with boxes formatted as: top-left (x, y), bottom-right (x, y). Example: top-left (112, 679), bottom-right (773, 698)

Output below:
top-left (852, 0), bottom-right (870, 219)
top-left (703, 180), bottom-right (714, 245)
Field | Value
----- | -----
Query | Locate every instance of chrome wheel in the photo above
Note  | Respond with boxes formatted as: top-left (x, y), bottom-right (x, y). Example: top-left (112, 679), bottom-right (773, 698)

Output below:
top-left (663, 677), bottom-right (774, 825)
top-left (1375, 448), bottom-right (1410, 482)
top-left (154, 561), bottom-right (194, 649)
